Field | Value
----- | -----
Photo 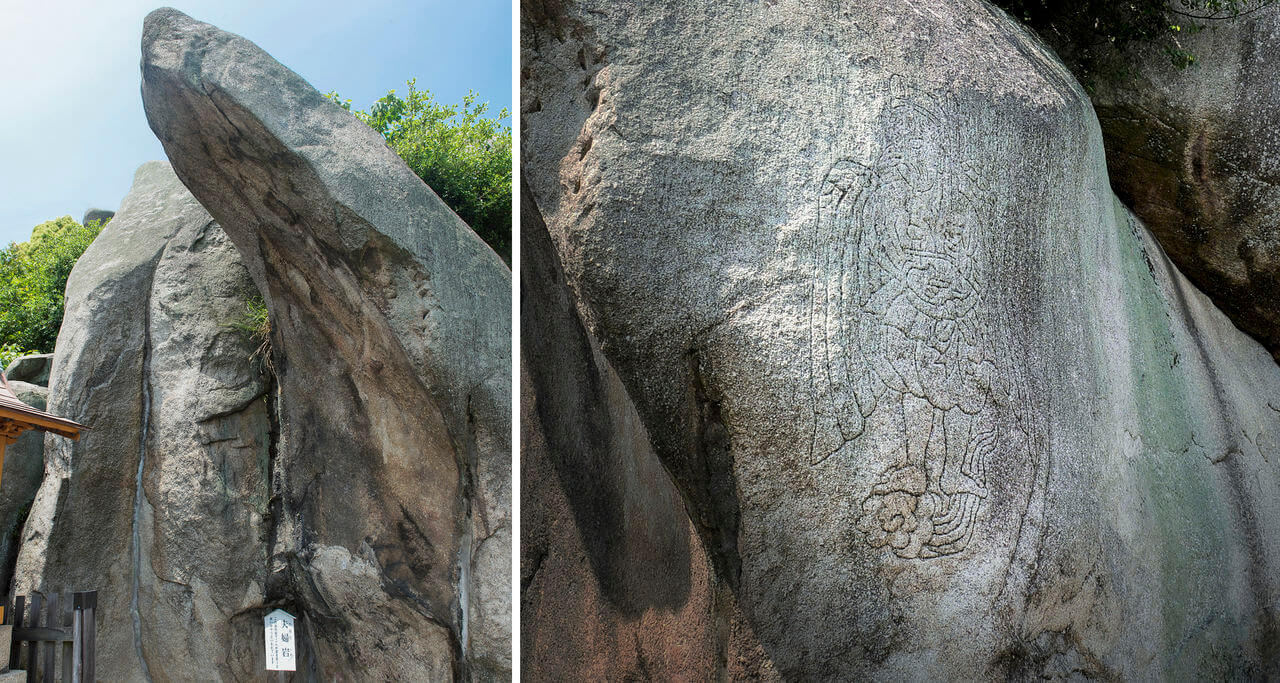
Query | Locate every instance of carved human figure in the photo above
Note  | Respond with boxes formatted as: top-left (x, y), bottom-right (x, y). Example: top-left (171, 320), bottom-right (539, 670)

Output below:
top-left (810, 87), bottom-right (1004, 559)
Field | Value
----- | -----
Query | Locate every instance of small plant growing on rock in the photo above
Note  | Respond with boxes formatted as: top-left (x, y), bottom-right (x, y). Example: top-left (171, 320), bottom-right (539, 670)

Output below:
top-left (227, 294), bottom-right (274, 377)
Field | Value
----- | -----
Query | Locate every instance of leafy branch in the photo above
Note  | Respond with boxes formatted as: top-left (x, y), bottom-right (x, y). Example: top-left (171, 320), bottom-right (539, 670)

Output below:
top-left (994, 0), bottom-right (1277, 70)
top-left (325, 80), bottom-right (512, 262)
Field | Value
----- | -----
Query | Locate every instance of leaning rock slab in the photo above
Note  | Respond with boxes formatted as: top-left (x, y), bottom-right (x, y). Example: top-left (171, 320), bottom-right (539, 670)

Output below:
top-left (524, 0), bottom-right (1280, 677)
top-left (142, 8), bottom-right (511, 679)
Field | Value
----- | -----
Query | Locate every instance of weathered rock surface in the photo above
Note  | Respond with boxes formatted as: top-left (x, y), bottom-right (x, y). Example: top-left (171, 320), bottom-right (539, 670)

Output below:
top-left (520, 178), bottom-right (777, 680)
top-left (0, 381), bottom-right (48, 602)
top-left (138, 188), bottom-right (273, 680)
top-left (7, 382), bottom-right (48, 406)
top-left (523, 0), bottom-right (1280, 677)
top-left (1073, 7), bottom-right (1280, 359)
top-left (12, 161), bottom-right (270, 680)
top-left (141, 8), bottom-right (510, 679)
top-left (4, 355), bottom-right (53, 386)
top-left (81, 209), bottom-right (115, 226)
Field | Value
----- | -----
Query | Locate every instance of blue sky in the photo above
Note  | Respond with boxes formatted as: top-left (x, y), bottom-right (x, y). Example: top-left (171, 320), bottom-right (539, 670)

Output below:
top-left (0, 0), bottom-right (512, 245)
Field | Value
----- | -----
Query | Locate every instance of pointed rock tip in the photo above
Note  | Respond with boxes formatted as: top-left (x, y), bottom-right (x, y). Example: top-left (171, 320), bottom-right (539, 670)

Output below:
top-left (132, 160), bottom-right (173, 182)
top-left (141, 7), bottom-right (211, 52)
top-left (143, 7), bottom-right (191, 33)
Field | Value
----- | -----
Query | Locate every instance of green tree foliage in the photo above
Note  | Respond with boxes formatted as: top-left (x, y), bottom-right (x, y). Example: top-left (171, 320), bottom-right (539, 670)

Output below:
top-left (0, 216), bottom-right (104, 355)
top-left (0, 343), bottom-right (40, 371)
top-left (327, 81), bottom-right (512, 262)
top-left (994, 0), bottom-right (1276, 71)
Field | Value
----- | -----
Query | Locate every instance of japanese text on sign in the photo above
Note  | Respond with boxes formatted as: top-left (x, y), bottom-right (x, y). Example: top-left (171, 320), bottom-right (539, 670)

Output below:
top-left (264, 609), bottom-right (297, 671)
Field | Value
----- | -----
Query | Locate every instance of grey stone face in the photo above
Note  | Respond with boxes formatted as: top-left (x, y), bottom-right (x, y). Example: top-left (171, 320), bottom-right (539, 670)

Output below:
top-left (12, 161), bottom-right (266, 680)
top-left (140, 8), bottom-right (510, 679)
top-left (7, 382), bottom-right (47, 410)
top-left (524, 0), bottom-right (1280, 677)
top-left (136, 204), bottom-right (273, 681)
top-left (1080, 7), bottom-right (1280, 360)
top-left (521, 177), bottom-right (779, 680)
top-left (4, 355), bottom-right (53, 386)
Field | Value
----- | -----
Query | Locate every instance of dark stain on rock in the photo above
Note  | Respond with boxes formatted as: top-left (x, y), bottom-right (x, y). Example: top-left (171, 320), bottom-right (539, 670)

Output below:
top-left (687, 347), bottom-right (743, 592)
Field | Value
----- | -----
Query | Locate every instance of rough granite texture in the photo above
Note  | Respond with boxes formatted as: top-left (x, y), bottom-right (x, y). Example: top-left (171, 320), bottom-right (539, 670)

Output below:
top-left (523, 0), bottom-right (1280, 677)
top-left (141, 8), bottom-right (511, 680)
top-left (1076, 6), bottom-right (1280, 361)
top-left (4, 355), bottom-right (53, 386)
top-left (12, 161), bottom-right (269, 681)
top-left (520, 178), bottom-right (778, 680)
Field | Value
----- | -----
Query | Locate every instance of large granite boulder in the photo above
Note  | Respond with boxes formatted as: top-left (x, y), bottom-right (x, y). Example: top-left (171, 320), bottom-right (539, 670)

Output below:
top-left (13, 161), bottom-right (270, 680)
top-left (1067, 6), bottom-right (1280, 360)
top-left (520, 178), bottom-right (777, 680)
top-left (523, 0), bottom-right (1280, 677)
top-left (141, 8), bottom-right (511, 679)
top-left (4, 355), bottom-right (53, 386)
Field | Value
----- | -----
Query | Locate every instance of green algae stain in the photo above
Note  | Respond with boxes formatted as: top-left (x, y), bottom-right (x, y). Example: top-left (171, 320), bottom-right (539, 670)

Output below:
top-left (1107, 198), bottom-right (1237, 674)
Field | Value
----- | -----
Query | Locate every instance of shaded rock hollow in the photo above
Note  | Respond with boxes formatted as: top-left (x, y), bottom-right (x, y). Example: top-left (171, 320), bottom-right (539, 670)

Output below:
top-left (1076, 6), bottom-right (1280, 362)
top-left (522, 0), bottom-right (1280, 678)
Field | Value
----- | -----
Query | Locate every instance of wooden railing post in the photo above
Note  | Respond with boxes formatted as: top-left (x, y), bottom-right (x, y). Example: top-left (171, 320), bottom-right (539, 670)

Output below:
top-left (26, 592), bottom-right (41, 683)
top-left (68, 606), bottom-right (79, 683)
top-left (10, 595), bottom-right (25, 671)
top-left (7, 591), bottom-right (95, 682)
top-left (70, 593), bottom-right (93, 683)
top-left (42, 593), bottom-right (55, 683)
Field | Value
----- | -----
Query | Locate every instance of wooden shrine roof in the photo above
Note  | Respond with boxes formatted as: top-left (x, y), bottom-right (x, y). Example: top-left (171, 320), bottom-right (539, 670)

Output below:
top-left (0, 372), bottom-right (84, 440)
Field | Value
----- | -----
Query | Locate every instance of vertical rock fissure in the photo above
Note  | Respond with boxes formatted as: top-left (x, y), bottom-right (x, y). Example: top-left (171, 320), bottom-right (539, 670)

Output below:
top-left (457, 393), bottom-right (479, 665)
top-left (688, 349), bottom-right (742, 591)
top-left (457, 516), bottom-right (473, 660)
top-left (130, 281), bottom-right (156, 683)
top-left (263, 366), bottom-right (284, 592)
top-left (3, 500), bottom-right (34, 604)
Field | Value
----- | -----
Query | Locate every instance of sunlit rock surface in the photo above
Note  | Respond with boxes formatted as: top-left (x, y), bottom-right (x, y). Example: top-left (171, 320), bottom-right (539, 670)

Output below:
top-left (13, 161), bottom-right (269, 680)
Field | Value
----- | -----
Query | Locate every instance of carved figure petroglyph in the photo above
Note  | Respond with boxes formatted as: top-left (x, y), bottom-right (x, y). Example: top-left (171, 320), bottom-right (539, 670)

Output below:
top-left (809, 81), bottom-right (1007, 559)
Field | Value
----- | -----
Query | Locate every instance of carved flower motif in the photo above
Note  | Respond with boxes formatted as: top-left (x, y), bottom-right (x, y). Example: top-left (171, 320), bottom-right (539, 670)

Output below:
top-left (858, 488), bottom-right (936, 558)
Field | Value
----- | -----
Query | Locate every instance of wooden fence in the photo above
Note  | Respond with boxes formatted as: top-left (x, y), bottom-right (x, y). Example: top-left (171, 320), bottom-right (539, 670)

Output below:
top-left (8, 591), bottom-right (96, 683)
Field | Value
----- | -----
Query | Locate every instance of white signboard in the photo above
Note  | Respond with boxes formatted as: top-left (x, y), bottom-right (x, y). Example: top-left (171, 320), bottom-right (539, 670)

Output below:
top-left (264, 609), bottom-right (297, 671)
